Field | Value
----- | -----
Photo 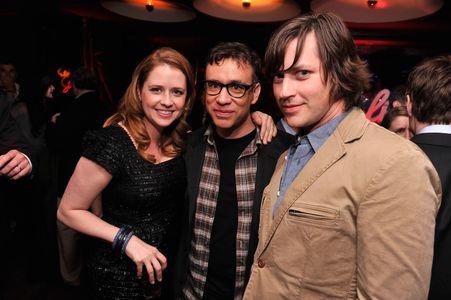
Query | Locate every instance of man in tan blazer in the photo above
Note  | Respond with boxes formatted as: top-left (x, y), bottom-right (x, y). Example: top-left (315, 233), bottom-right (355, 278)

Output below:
top-left (243, 13), bottom-right (441, 300)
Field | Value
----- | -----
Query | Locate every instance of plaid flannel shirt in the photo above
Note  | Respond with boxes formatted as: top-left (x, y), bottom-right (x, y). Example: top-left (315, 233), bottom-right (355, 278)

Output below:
top-left (182, 125), bottom-right (260, 300)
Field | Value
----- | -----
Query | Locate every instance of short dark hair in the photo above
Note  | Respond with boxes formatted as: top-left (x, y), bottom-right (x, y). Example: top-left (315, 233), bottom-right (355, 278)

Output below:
top-left (389, 84), bottom-right (407, 106)
top-left (205, 42), bottom-right (261, 83)
top-left (407, 54), bottom-right (451, 124)
top-left (71, 67), bottom-right (98, 91)
top-left (264, 12), bottom-right (371, 110)
top-left (381, 105), bottom-right (409, 130)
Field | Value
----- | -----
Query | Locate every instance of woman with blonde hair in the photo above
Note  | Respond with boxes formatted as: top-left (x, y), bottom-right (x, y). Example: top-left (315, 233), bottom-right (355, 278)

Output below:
top-left (57, 47), bottom-right (195, 299)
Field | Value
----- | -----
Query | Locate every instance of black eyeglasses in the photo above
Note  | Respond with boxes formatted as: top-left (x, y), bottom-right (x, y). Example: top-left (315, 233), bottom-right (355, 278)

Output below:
top-left (203, 80), bottom-right (256, 98)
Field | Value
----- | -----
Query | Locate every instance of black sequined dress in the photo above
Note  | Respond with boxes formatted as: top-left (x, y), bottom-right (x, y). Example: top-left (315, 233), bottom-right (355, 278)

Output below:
top-left (81, 125), bottom-right (186, 299)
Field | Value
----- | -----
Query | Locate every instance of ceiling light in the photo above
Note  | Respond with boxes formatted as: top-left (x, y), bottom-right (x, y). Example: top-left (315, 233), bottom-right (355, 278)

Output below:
top-left (101, 0), bottom-right (196, 23)
top-left (367, 0), bottom-right (377, 8)
top-left (311, 0), bottom-right (444, 23)
top-left (193, 0), bottom-right (302, 23)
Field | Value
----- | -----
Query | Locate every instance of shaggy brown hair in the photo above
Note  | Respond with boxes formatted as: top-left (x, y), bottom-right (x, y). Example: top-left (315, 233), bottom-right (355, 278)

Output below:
top-left (264, 12), bottom-right (371, 110)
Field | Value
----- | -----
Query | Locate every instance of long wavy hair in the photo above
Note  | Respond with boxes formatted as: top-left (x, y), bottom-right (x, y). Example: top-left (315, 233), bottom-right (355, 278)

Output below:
top-left (104, 47), bottom-right (195, 162)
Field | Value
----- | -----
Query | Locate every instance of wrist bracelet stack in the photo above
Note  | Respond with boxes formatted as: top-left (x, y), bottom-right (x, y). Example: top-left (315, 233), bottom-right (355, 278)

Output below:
top-left (112, 227), bottom-right (135, 255)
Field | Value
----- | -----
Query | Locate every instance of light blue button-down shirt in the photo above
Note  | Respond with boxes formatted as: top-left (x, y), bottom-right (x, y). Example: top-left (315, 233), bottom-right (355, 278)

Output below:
top-left (273, 111), bottom-right (350, 215)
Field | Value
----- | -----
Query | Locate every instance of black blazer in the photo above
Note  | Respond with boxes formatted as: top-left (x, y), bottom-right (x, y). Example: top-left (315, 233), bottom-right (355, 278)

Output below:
top-left (0, 98), bottom-right (34, 159)
top-left (172, 126), bottom-right (293, 299)
top-left (412, 133), bottom-right (451, 300)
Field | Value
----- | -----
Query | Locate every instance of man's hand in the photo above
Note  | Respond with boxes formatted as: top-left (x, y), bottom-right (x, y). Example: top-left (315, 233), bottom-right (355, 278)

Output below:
top-left (51, 112), bottom-right (61, 124)
top-left (251, 111), bottom-right (277, 144)
top-left (0, 149), bottom-right (32, 180)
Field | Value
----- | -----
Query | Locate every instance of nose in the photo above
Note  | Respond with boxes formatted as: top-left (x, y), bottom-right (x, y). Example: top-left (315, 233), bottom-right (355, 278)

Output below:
top-left (215, 87), bottom-right (232, 105)
top-left (403, 129), bottom-right (413, 139)
top-left (160, 91), bottom-right (173, 107)
top-left (278, 77), bottom-right (296, 100)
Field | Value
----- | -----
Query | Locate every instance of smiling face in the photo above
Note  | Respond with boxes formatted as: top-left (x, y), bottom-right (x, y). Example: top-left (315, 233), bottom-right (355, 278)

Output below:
top-left (204, 58), bottom-right (260, 138)
top-left (139, 64), bottom-right (187, 135)
top-left (272, 32), bottom-right (346, 133)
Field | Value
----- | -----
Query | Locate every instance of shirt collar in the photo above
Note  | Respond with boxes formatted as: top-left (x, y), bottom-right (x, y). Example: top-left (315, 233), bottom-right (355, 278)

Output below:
top-left (418, 124), bottom-right (451, 135)
top-left (204, 124), bottom-right (262, 147)
top-left (297, 110), bottom-right (350, 153)
top-left (75, 89), bottom-right (95, 99)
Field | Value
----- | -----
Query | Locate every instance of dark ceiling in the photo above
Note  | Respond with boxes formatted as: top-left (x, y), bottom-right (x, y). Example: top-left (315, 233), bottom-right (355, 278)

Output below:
top-left (2, 0), bottom-right (451, 48)
top-left (0, 0), bottom-right (450, 100)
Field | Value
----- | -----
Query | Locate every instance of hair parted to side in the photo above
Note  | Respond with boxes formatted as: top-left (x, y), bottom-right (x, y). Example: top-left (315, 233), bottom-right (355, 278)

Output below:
top-left (264, 12), bottom-right (371, 110)
top-left (206, 41), bottom-right (262, 83)
top-left (407, 54), bottom-right (451, 124)
top-left (104, 47), bottom-right (195, 162)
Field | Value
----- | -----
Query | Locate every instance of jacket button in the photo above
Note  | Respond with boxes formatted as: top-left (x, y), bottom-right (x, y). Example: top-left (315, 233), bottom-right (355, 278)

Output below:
top-left (257, 259), bottom-right (265, 268)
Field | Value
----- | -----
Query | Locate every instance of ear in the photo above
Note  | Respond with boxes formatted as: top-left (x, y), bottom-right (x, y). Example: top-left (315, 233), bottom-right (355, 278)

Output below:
top-left (405, 94), bottom-right (412, 117)
top-left (251, 82), bottom-right (261, 105)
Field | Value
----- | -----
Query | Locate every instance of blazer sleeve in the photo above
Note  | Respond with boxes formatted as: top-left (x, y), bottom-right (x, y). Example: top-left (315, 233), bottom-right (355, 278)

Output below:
top-left (356, 146), bottom-right (441, 299)
top-left (0, 100), bottom-right (34, 159)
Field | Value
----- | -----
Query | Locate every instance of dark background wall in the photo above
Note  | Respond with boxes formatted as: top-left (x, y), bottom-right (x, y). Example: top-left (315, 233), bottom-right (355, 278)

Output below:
top-left (1, 0), bottom-right (450, 121)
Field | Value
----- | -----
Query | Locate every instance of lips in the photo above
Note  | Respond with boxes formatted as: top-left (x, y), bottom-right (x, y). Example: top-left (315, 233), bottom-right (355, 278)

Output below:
top-left (213, 109), bottom-right (233, 118)
top-left (156, 109), bottom-right (175, 118)
top-left (281, 103), bottom-right (304, 114)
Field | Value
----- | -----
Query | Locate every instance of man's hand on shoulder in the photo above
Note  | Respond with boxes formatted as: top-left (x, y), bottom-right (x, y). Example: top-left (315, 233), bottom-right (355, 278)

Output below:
top-left (251, 111), bottom-right (277, 144)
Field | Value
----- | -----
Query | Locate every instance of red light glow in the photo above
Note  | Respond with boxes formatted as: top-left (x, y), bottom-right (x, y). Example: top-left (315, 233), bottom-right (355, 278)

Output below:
top-left (57, 68), bottom-right (72, 94)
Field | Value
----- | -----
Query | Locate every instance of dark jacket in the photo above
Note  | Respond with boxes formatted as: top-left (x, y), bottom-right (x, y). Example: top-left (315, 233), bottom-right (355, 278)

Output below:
top-left (46, 91), bottom-right (110, 196)
top-left (412, 133), bottom-right (451, 300)
top-left (172, 126), bottom-right (294, 299)
top-left (0, 98), bottom-right (34, 159)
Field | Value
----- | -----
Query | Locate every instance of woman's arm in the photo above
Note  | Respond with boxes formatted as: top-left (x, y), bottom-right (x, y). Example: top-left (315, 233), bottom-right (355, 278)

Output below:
top-left (56, 157), bottom-right (167, 284)
top-left (57, 157), bottom-right (115, 241)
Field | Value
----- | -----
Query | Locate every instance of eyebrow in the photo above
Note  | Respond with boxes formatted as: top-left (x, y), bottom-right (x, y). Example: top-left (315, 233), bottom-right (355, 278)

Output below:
top-left (206, 79), bottom-right (250, 85)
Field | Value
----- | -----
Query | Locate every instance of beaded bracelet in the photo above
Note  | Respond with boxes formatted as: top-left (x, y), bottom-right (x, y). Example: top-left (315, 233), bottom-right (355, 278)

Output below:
top-left (121, 230), bottom-right (135, 255)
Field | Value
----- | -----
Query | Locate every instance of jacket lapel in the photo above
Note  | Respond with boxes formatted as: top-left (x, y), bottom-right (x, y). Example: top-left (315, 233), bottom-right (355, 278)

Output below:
top-left (258, 108), bottom-right (368, 255)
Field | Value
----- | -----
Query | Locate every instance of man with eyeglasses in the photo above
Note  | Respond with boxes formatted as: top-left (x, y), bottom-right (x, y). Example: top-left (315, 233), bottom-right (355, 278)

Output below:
top-left (173, 42), bottom-right (293, 300)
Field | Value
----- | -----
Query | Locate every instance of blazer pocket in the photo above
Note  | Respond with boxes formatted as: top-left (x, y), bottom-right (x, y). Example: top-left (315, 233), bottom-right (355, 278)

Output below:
top-left (287, 203), bottom-right (339, 228)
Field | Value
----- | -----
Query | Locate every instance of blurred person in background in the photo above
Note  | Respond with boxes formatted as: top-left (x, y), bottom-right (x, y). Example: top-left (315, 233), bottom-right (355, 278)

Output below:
top-left (406, 54), bottom-right (451, 300)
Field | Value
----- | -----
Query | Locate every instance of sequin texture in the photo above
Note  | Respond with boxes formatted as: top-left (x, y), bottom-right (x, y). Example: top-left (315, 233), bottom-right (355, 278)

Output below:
top-left (81, 125), bottom-right (186, 299)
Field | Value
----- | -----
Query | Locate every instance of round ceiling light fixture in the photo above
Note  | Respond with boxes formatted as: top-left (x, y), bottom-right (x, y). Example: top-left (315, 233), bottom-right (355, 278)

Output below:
top-left (193, 0), bottom-right (302, 23)
top-left (101, 0), bottom-right (196, 23)
top-left (311, 0), bottom-right (444, 23)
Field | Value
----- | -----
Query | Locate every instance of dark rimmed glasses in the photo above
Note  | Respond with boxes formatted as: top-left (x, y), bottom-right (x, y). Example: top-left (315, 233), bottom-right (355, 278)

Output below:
top-left (203, 80), bottom-right (256, 98)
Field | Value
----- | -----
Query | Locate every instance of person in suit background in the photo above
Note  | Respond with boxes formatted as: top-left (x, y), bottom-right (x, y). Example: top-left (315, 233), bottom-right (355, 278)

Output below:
top-left (0, 97), bottom-right (34, 294)
top-left (0, 59), bottom-right (34, 178)
top-left (243, 12), bottom-right (441, 299)
top-left (406, 54), bottom-right (451, 300)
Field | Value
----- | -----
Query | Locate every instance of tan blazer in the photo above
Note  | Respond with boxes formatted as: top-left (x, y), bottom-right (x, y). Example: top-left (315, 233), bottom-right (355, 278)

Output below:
top-left (243, 108), bottom-right (441, 300)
